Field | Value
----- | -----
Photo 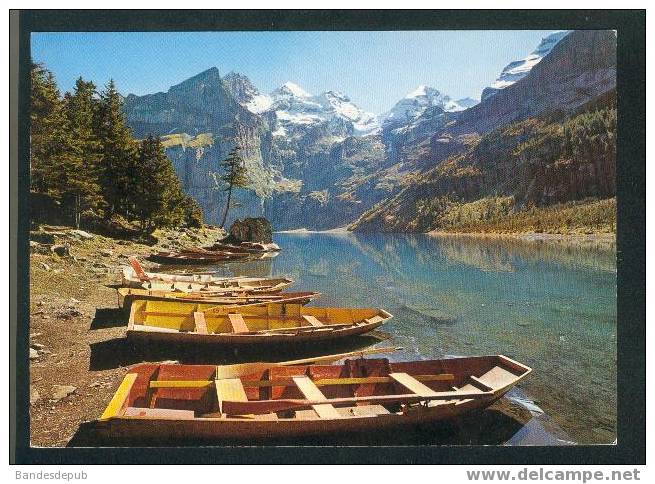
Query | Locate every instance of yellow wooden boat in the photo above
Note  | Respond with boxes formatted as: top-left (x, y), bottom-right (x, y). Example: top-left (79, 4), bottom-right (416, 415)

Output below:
top-left (125, 298), bottom-right (391, 345)
top-left (91, 354), bottom-right (531, 442)
top-left (117, 287), bottom-right (320, 309)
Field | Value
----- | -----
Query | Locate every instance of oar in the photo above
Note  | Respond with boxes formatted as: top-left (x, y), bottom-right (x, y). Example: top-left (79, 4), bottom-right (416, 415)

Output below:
top-left (216, 389), bottom-right (495, 416)
top-left (214, 346), bottom-right (403, 379)
top-left (128, 256), bottom-right (149, 282)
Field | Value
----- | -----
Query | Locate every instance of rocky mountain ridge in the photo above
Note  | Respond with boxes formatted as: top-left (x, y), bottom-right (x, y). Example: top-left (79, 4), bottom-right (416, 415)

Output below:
top-left (121, 29), bottom-right (616, 231)
top-left (481, 30), bottom-right (570, 101)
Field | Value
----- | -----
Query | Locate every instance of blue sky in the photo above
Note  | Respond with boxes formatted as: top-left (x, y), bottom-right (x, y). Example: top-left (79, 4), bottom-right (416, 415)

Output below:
top-left (31, 30), bottom-right (555, 114)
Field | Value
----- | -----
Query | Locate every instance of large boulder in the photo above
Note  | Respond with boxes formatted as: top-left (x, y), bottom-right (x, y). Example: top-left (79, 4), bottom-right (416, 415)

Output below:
top-left (225, 218), bottom-right (273, 243)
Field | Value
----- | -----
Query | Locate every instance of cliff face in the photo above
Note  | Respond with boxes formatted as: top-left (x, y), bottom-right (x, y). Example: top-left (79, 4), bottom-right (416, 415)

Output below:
top-left (351, 91), bottom-right (617, 233)
top-left (123, 68), bottom-right (277, 226)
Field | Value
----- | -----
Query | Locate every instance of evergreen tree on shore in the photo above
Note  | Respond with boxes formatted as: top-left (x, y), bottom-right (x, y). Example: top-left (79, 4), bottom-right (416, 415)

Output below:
top-left (31, 65), bottom-right (103, 228)
top-left (219, 146), bottom-right (249, 228)
top-left (62, 77), bottom-right (103, 227)
top-left (30, 63), bottom-right (204, 232)
top-left (133, 135), bottom-right (186, 231)
top-left (30, 63), bottom-right (68, 194)
top-left (95, 79), bottom-right (138, 219)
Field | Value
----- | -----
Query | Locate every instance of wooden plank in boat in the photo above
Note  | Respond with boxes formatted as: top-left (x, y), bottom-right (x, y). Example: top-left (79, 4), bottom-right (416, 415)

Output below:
top-left (228, 313), bottom-right (250, 334)
top-left (389, 372), bottom-right (439, 398)
top-left (128, 256), bottom-right (149, 281)
top-left (364, 316), bottom-right (385, 325)
top-left (127, 300), bottom-right (138, 330)
top-left (220, 389), bottom-right (494, 415)
top-left (302, 315), bottom-right (324, 327)
top-left (468, 375), bottom-right (494, 392)
top-left (149, 374), bottom-right (455, 389)
top-left (215, 378), bottom-right (248, 414)
top-left (292, 376), bottom-right (341, 419)
top-left (100, 373), bottom-right (138, 420)
top-left (124, 407), bottom-right (195, 419)
top-left (193, 312), bottom-right (208, 334)
top-left (477, 366), bottom-right (517, 387)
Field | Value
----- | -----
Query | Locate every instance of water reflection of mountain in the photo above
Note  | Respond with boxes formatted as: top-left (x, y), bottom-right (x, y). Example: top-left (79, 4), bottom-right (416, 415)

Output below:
top-left (346, 233), bottom-right (616, 275)
top-left (433, 235), bottom-right (615, 274)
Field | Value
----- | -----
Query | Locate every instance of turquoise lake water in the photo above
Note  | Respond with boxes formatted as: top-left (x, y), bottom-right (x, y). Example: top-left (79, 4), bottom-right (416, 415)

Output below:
top-left (208, 232), bottom-right (617, 444)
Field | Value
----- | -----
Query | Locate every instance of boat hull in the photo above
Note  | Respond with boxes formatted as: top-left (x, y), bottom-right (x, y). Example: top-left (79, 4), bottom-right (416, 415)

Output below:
top-left (126, 318), bottom-right (384, 345)
top-left (118, 290), bottom-right (318, 310)
top-left (147, 253), bottom-right (245, 265)
top-left (90, 393), bottom-right (507, 443)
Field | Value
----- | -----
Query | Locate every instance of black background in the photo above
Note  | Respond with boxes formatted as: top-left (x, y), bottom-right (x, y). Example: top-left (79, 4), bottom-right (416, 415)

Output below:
top-left (11, 9), bottom-right (646, 465)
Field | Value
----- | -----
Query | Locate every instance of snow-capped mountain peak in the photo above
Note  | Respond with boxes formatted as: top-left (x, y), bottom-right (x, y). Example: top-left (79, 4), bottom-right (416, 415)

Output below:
top-left (445, 97), bottom-right (480, 112)
top-left (482, 30), bottom-right (570, 101)
top-left (405, 85), bottom-right (431, 99)
top-left (381, 85), bottom-right (470, 129)
top-left (273, 81), bottom-right (311, 99)
top-left (266, 83), bottom-right (380, 136)
top-left (222, 71), bottom-right (273, 114)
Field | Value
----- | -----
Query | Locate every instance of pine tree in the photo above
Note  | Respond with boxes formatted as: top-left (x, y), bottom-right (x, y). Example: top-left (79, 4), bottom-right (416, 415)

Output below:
top-left (31, 65), bottom-right (103, 228)
top-left (95, 79), bottom-right (138, 219)
top-left (30, 62), bottom-right (68, 194)
top-left (179, 196), bottom-right (204, 228)
top-left (219, 146), bottom-right (249, 228)
top-left (133, 135), bottom-right (192, 231)
top-left (62, 77), bottom-right (103, 227)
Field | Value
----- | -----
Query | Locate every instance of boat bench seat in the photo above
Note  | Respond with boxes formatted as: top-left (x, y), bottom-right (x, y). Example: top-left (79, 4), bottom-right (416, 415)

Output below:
top-left (228, 313), bottom-right (250, 334)
top-left (216, 377), bottom-right (249, 414)
top-left (468, 375), bottom-right (494, 392)
top-left (389, 372), bottom-right (439, 398)
top-left (364, 316), bottom-right (385, 325)
top-left (449, 383), bottom-right (485, 406)
top-left (302, 315), bottom-right (324, 327)
top-left (476, 366), bottom-right (516, 388)
top-left (193, 312), bottom-right (208, 334)
top-left (292, 376), bottom-right (341, 419)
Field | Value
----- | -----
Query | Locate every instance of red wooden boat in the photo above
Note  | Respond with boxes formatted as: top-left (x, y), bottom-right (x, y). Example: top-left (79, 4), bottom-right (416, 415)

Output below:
top-left (92, 354), bottom-right (531, 441)
top-left (147, 249), bottom-right (251, 265)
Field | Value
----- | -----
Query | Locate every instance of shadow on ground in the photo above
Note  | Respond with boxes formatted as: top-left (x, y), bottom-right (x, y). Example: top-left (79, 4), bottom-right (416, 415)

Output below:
top-left (67, 401), bottom-right (531, 447)
top-left (89, 307), bottom-right (126, 330)
top-left (88, 333), bottom-right (390, 371)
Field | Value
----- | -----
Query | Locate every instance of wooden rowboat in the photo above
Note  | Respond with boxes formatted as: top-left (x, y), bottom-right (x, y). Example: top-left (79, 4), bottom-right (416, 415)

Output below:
top-left (92, 354), bottom-right (531, 441)
top-left (147, 249), bottom-right (251, 265)
top-left (125, 298), bottom-right (391, 345)
top-left (121, 262), bottom-right (294, 294)
top-left (208, 241), bottom-right (281, 253)
top-left (117, 287), bottom-right (320, 310)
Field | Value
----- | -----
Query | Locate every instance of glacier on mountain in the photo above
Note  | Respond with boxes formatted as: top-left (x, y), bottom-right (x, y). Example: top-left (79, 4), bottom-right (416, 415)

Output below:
top-left (228, 78), bottom-right (381, 137)
top-left (481, 31), bottom-right (570, 101)
top-left (380, 85), bottom-right (478, 129)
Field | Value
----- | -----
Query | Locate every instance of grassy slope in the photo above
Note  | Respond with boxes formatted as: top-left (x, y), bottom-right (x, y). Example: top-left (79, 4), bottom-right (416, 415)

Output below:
top-left (434, 197), bottom-right (616, 235)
